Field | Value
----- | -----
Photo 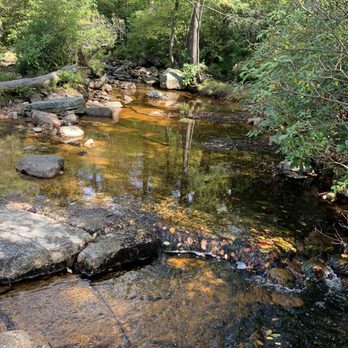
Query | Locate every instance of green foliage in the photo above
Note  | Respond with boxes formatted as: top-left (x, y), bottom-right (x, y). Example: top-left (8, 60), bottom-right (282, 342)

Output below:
top-left (123, 0), bottom-right (191, 66)
top-left (332, 176), bottom-right (348, 194)
top-left (0, 71), bottom-right (21, 82)
top-left (243, 0), bottom-right (348, 177)
top-left (58, 70), bottom-right (86, 88)
top-left (182, 64), bottom-right (201, 87)
top-left (197, 79), bottom-right (234, 99)
top-left (15, 0), bottom-right (116, 73)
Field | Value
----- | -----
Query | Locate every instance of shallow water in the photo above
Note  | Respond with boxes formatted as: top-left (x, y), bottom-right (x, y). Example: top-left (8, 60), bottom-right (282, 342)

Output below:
top-left (0, 85), bottom-right (347, 347)
top-left (0, 256), bottom-right (347, 347)
top-left (0, 86), bottom-right (332, 236)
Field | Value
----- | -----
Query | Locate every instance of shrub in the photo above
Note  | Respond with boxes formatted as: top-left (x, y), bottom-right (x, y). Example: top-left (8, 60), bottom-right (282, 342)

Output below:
top-left (242, 1), bottom-right (348, 177)
top-left (197, 79), bottom-right (235, 99)
top-left (15, 0), bottom-right (116, 73)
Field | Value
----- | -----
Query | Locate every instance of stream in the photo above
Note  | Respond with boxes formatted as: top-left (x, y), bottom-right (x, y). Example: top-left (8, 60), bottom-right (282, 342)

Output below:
top-left (0, 85), bottom-right (347, 347)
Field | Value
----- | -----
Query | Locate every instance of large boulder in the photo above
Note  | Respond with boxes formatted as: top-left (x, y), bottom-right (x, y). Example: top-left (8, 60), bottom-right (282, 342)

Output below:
top-left (59, 126), bottom-right (84, 140)
top-left (75, 228), bottom-right (159, 276)
top-left (31, 110), bottom-right (61, 129)
top-left (0, 208), bottom-right (91, 284)
top-left (0, 331), bottom-right (51, 348)
top-left (159, 68), bottom-right (185, 90)
top-left (22, 96), bottom-right (85, 116)
top-left (16, 155), bottom-right (64, 179)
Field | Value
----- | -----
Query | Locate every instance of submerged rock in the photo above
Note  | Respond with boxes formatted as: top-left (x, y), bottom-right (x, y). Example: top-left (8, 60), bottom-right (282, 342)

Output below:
top-left (0, 330), bottom-right (51, 348)
top-left (75, 228), bottom-right (159, 276)
top-left (84, 138), bottom-right (95, 149)
top-left (120, 81), bottom-right (136, 90)
top-left (16, 155), bottom-right (64, 178)
top-left (0, 208), bottom-right (91, 284)
top-left (159, 68), bottom-right (185, 90)
top-left (147, 90), bottom-right (168, 100)
top-left (268, 268), bottom-right (294, 286)
top-left (123, 95), bottom-right (134, 104)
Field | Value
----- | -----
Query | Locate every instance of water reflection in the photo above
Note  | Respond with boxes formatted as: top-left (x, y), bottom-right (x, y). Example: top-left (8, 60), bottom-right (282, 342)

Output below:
top-left (0, 86), bottom-right (333, 236)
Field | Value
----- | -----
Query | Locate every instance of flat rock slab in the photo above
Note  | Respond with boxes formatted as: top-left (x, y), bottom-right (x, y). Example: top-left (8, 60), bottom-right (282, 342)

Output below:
top-left (76, 227), bottom-right (159, 276)
top-left (16, 155), bottom-right (64, 179)
top-left (22, 96), bottom-right (85, 116)
top-left (0, 208), bottom-right (91, 284)
top-left (0, 275), bottom-right (128, 347)
top-left (0, 330), bottom-right (51, 348)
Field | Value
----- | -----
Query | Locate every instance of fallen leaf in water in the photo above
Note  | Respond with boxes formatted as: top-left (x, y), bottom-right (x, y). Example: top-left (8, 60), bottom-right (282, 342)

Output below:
top-left (163, 241), bottom-right (170, 246)
top-left (187, 237), bottom-right (193, 245)
top-left (255, 339), bottom-right (264, 346)
top-left (266, 330), bottom-right (272, 336)
top-left (201, 239), bottom-right (207, 250)
top-left (169, 227), bottom-right (176, 234)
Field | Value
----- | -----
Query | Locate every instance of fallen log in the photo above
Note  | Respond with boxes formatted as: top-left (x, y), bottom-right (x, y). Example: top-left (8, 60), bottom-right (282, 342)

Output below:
top-left (0, 64), bottom-right (78, 92)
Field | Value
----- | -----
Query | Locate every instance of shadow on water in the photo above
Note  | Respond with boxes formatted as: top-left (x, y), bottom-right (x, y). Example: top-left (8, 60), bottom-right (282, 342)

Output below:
top-left (0, 85), bottom-right (347, 347)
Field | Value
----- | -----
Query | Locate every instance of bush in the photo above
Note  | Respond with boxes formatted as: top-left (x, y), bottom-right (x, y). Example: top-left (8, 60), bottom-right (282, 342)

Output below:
top-left (197, 79), bottom-right (235, 99)
top-left (242, 1), bottom-right (348, 177)
top-left (0, 71), bottom-right (22, 82)
top-left (15, 0), bottom-right (116, 73)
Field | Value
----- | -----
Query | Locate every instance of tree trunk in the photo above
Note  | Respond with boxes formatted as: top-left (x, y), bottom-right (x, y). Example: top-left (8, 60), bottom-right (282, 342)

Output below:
top-left (169, 0), bottom-right (180, 67)
top-left (0, 65), bottom-right (77, 92)
top-left (187, 0), bottom-right (204, 67)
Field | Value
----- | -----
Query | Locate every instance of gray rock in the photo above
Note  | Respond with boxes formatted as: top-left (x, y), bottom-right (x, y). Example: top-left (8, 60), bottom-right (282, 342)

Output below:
top-left (120, 81), bottom-right (136, 90)
top-left (0, 330), bottom-right (51, 348)
top-left (147, 90), bottom-right (168, 100)
top-left (16, 155), bottom-right (64, 178)
top-left (31, 110), bottom-right (61, 129)
top-left (143, 76), bottom-right (158, 85)
top-left (0, 208), bottom-right (91, 284)
top-left (103, 83), bottom-right (113, 93)
top-left (75, 228), bottom-right (159, 276)
top-left (85, 102), bottom-right (121, 120)
top-left (88, 75), bottom-right (107, 90)
top-left (68, 207), bottom-right (122, 235)
top-left (23, 97), bottom-right (85, 116)
top-left (159, 68), bottom-right (185, 90)
top-left (59, 126), bottom-right (84, 140)
top-left (278, 160), bottom-right (312, 179)
top-left (63, 114), bottom-right (79, 125)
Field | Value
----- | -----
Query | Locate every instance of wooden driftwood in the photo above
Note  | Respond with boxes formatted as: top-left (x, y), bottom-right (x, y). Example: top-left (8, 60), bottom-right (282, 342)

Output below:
top-left (0, 64), bottom-right (78, 92)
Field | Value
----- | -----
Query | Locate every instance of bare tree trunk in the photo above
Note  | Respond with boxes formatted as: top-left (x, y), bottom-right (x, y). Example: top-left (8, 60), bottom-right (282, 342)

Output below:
top-left (187, 0), bottom-right (204, 67)
top-left (169, 0), bottom-right (180, 67)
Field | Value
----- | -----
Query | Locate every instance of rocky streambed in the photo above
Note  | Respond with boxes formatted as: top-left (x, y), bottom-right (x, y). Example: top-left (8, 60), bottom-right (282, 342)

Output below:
top-left (0, 84), bottom-right (347, 347)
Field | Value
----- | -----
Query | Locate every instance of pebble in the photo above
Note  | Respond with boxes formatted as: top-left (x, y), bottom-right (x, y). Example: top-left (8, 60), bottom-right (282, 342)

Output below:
top-left (33, 127), bottom-right (43, 133)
